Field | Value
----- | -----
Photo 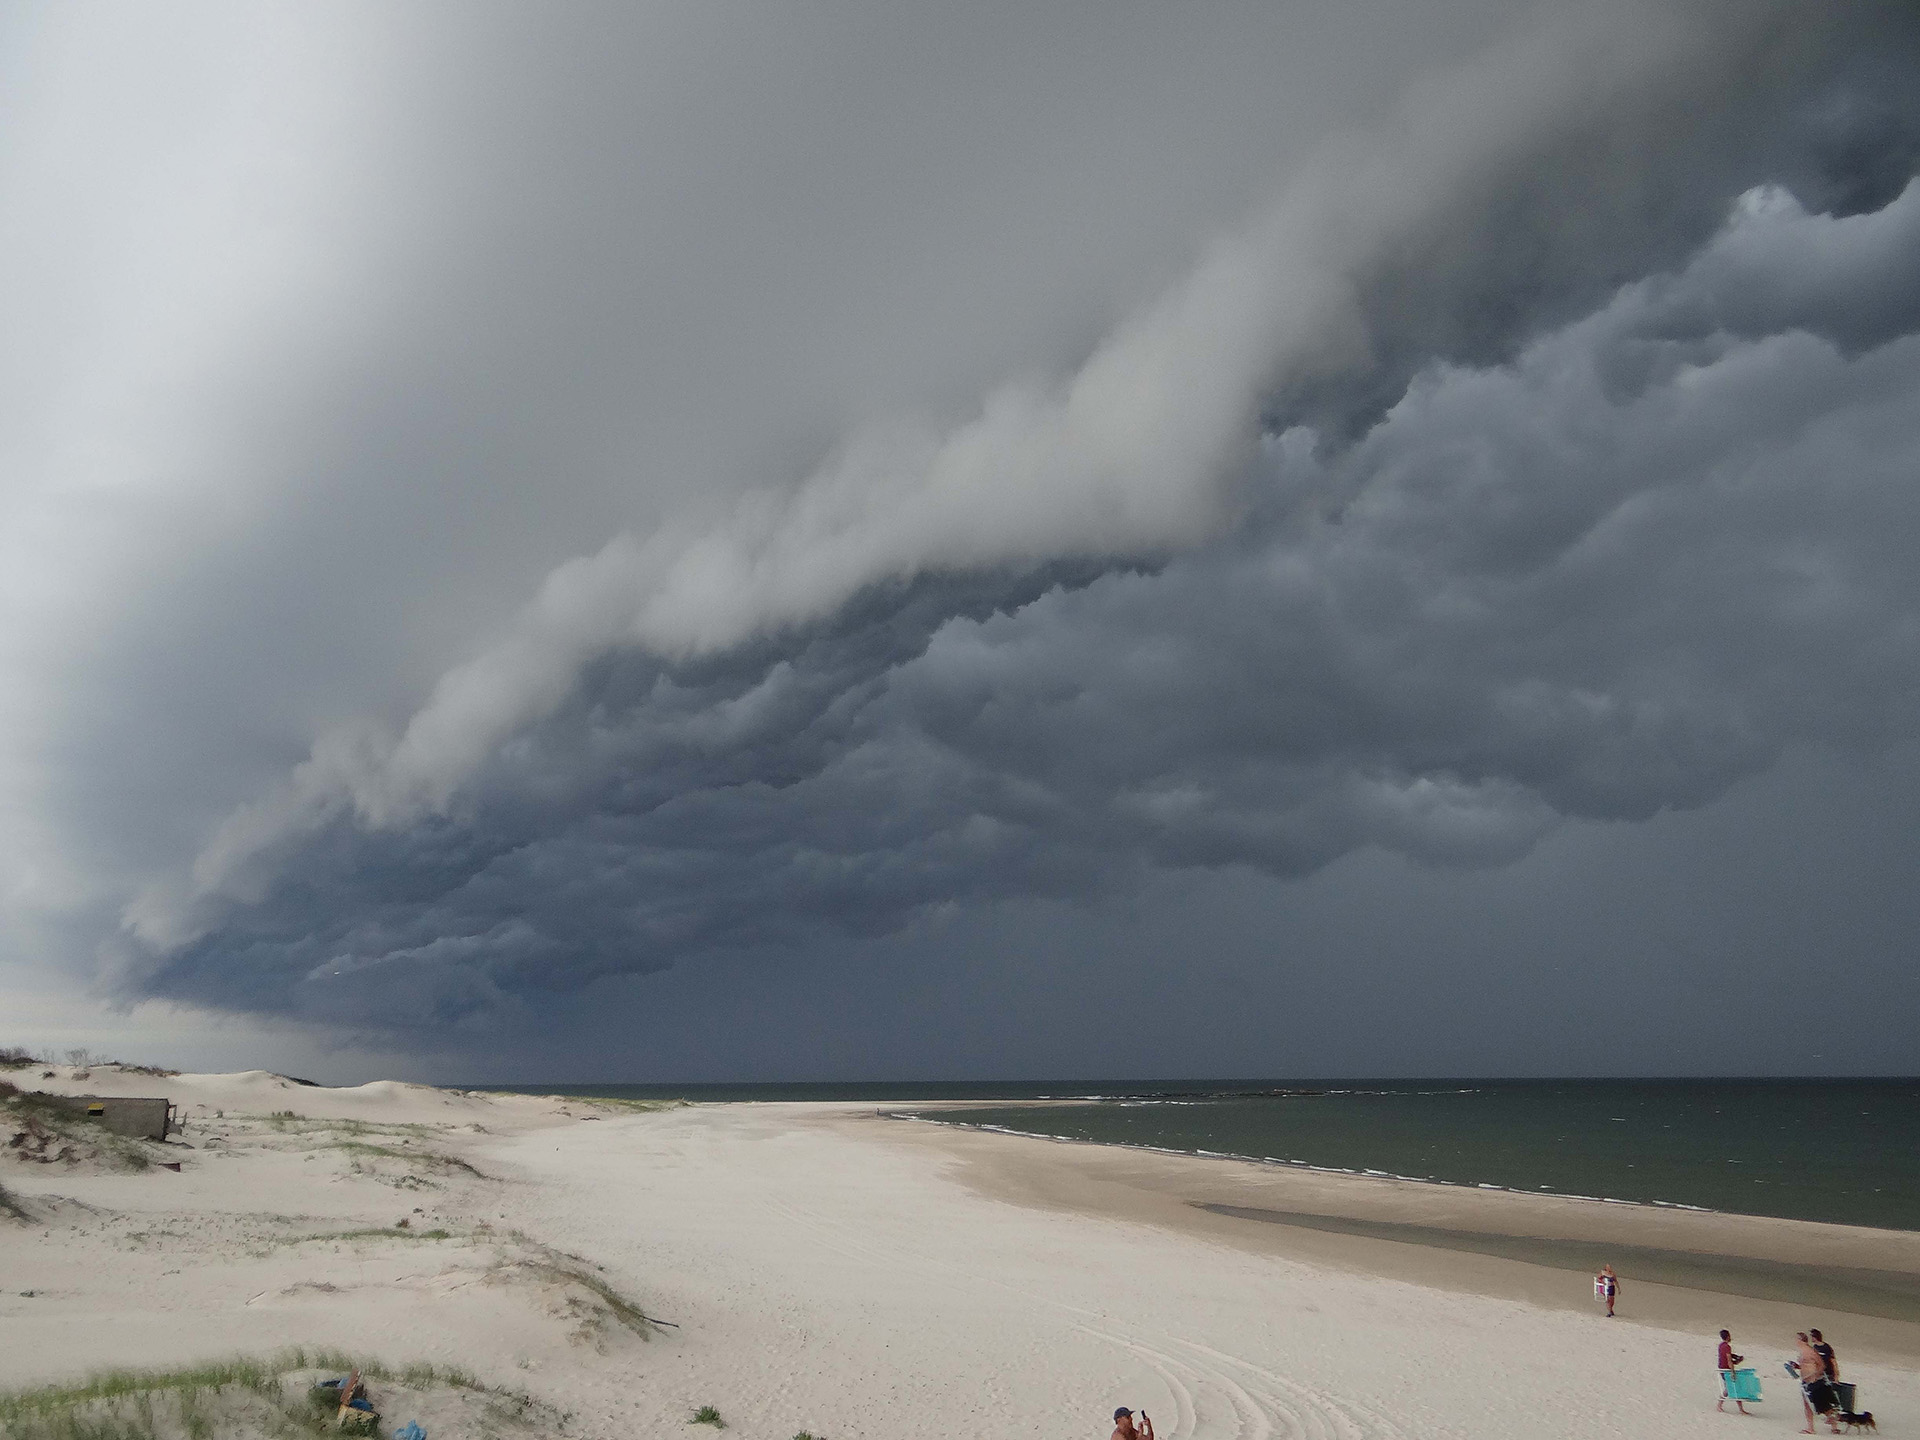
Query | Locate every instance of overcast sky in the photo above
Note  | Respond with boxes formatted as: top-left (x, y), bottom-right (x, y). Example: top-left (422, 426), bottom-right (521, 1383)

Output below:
top-left (4, 1), bottom-right (1918, 1084)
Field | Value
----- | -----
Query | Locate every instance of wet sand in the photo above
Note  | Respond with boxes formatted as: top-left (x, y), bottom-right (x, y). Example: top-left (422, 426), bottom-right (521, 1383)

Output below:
top-left (867, 1106), bottom-right (1920, 1363)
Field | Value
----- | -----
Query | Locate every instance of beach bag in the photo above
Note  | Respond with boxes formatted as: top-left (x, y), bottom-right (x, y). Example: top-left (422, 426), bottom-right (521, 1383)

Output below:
top-left (1723, 1369), bottom-right (1762, 1402)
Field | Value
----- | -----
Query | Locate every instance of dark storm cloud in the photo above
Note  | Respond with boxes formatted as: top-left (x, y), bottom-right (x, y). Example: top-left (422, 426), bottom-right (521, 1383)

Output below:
top-left (138, 170), bottom-right (1920, 1025)
top-left (8, 2), bottom-right (1919, 1045)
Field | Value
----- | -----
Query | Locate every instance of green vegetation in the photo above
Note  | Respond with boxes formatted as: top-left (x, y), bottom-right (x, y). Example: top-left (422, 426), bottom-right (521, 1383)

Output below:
top-left (0, 1179), bottom-right (27, 1222)
top-left (3, 1089), bottom-right (155, 1172)
top-left (283, 1227), bottom-right (454, 1247)
top-left (256, 1114), bottom-right (439, 1140)
top-left (238, 1115), bottom-right (485, 1186)
top-left (499, 1231), bottom-right (673, 1339)
top-left (0, 1046), bottom-right (43, 1068)
top-left (328, 1140), bottom-right (480, 1174)
top-left (0, 1349), bottom-right (544, 1440)
top-left (691, 1406), bottom-right (726, 1427)
top-left (519, 1257), bottom-right (662, 1336)
top-left (582, 1095), bottom-right (684, 1113)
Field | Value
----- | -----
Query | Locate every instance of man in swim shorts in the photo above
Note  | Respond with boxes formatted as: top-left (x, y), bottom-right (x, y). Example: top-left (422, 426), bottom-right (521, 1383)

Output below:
top-left (1113, 1407), bottom-right (1155, 1440)
top-left (1798, 1333), bottom-right (1840, 1434)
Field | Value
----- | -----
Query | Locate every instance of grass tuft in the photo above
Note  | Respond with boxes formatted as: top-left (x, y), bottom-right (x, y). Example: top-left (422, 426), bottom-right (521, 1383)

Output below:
top-left (522, 1259), bottom-right (664, 1335)
top-left (4, 1091), bottom-right (156, 1172)
top-left (256, 1115), bottom-right (435, 1139)
top-left (498, 1231), bottom-right (674, 1337)
top-left (328, 1140), bottom-right (480, 1174)
top-left (279, 1227), bottom-right (454, 1248)
top-left (0, 1349), bottom-right (543, 1440)
top-left (692, 1405), bottom-right (726, 1427)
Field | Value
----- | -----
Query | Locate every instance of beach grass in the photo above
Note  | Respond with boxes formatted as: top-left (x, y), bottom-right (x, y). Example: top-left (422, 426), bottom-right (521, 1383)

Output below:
top-left (326, 1140), bottom-right (480, 1174)
top-left (286, 1226), bottom-right (455, 1246)
top-left (691, 1405), bottom-right (726, 1427)
top-left (257, 1114), bottom-right (438, 1139)
top-left (501, 1231), bottom-right (673, 1337)
top-left (0, 1349), bottom-right (538, 1440)
top-left (519, 1257), bottom-right (664, 1336)
top-left (3, 1089), bottom-right (157, 1172)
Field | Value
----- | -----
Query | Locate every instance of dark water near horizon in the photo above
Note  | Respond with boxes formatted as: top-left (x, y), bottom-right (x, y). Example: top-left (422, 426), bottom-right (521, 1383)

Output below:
top-left (479, 1078), bottom-right (1920, 1231)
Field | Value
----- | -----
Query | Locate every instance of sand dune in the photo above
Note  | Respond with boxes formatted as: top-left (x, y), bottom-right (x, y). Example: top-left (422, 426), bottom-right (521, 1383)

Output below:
top-left (4, 1068), bottom-right (1914, 1440)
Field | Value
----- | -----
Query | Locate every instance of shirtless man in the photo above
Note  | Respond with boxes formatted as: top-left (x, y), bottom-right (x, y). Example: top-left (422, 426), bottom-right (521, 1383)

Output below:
top-left (1798, 1333), bottom-right (1840, 1434)
top-left (1113, 1407), bottom-right (1155, 1440)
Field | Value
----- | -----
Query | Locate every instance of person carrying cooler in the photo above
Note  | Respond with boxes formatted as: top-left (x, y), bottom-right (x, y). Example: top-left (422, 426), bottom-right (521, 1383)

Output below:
top-left (1717, 1330), bottom-right (1749, 1414)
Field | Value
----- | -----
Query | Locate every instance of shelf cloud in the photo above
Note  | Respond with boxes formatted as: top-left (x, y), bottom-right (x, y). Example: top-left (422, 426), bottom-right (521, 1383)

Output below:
top-left (4, 1), bottom-right (1917, 1044)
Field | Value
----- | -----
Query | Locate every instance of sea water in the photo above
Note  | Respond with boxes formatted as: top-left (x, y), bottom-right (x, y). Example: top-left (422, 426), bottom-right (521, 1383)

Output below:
top-left (907, 1079), bottom-right (1920, 1231)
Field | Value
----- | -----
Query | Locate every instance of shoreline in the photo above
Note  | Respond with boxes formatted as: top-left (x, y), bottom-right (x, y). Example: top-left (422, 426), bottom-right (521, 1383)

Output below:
top-left (885, 1108), bottom-right (1734, 1220)
top-left (844, 1101), bottom-right (1920, 1364)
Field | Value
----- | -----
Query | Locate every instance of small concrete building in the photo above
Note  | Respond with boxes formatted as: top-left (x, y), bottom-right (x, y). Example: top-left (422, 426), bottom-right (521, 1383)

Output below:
top-left (40, 1095), bottom-right (173, 1141)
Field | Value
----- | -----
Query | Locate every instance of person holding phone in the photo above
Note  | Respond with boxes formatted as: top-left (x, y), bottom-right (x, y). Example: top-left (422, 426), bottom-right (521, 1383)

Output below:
top-left (1113, 1407), bottom-right (1155, 1440)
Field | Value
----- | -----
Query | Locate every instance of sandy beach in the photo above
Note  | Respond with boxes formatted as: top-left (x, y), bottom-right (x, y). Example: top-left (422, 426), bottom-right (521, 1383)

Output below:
top-left (5, 1068), bottom-right (1916, 1440)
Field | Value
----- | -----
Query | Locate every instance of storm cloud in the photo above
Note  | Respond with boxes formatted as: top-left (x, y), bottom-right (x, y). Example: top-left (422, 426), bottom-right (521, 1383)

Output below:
top-left (6, 2), bottom-right (1920, 1054)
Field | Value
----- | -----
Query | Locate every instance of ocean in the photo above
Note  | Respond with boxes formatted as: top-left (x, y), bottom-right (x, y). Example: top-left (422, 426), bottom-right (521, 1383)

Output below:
top-left (481, 1078), bottom-right (1920, 1231)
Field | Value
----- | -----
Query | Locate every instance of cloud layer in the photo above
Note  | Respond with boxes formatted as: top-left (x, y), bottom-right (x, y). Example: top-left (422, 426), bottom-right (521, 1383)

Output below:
top-left (139, 170), bottom-right (1920, 1023)
top-left (5, 2), bottom-right (1919, 1042)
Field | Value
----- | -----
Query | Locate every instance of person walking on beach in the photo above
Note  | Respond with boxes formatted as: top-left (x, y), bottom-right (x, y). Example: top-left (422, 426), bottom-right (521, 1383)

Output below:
top-left (1717, 1330), bottom-right (1748, 1414)
top-left (1596, 1265), bottom-right (1618, 1317)
top-left (1113, 1407), bottom-right (1155, 1440)
top-left (1811, 1330), bottom-right (1838, 1383)
top-left (1797, 1332), bottom-right (1841, 1434)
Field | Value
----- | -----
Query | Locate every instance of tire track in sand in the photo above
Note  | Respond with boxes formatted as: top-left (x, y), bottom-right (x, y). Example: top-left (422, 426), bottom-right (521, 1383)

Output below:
top-left (748, 1181), bottom-right (1422, 1440)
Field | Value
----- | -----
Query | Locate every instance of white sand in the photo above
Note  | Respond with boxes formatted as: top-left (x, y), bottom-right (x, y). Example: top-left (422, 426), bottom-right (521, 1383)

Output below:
top-left (5, 1068), bottom-right (1915, 1440)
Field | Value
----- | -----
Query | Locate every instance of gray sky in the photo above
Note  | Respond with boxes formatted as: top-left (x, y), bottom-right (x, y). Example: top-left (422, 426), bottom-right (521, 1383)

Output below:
top-left (4, 2), bottom-right (1918, 1083)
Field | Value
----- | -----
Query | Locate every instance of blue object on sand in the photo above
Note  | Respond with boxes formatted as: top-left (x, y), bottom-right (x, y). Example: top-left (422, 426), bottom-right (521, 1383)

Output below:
top-left (1722, 1368), bottom-right (1762, 1401)
top-left (394, 1422), bottom-right (427, 1440)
